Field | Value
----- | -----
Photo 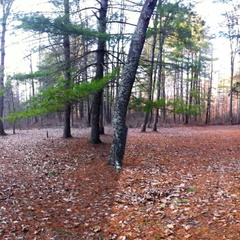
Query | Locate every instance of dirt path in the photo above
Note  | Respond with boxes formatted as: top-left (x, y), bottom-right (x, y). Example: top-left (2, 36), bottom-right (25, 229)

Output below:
top-left (0, 126), bottom-right (240, 239)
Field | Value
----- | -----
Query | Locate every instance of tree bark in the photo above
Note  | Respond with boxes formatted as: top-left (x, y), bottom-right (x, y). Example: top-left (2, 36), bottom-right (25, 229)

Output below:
top-left (0, 0), bottom-right (14, 136)
top-left (109, 0), bottom-right (158, 171)
top-left (238, 95), bottom-right (240, 124)
top-left (140, 10), bottom-right (158, 132)
top-left (184, 54), bottom-right (190, 124)
top-left (223, 11), bottom-right (240, 125)
top-left (152, 10), bottom-right (165, 132)
top-left (90, 0), bottom-right (108, 144)
top-left (63, 0), bottom-right (72, 138)
top-left (63, 103), bottom-right (71, 138)
top-left (205, 52), bottom-right (213, 124)
top-left (229, 51), bottom-right (234, 125)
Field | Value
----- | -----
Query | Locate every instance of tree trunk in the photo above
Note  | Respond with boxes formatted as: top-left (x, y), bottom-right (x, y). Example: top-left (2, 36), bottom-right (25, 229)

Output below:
top-left (63, 104), bottom-right (71, 138)
top-left (224, 11), bottom-right (239, 125)
top-left (205, 54), bottom-right (213, 124)
top-left (29, 54), bottom-right (38, 124)
top-left (10, 87), bottom-right (16, 134)
top-left (90, 0), bottom-right (108, 144)
top-left (79, 101), bottom-right (84, 119)
top-left (99, 92), bottom-right (105, 134)
top-left (152, 55), bottom-right (163, 131)
top-left (180, 60), bottom-right (184, 122)
top-left (229, 53), bottom-right (234, 125)
top-left (141, 10), bottom-right (158, 132)
top-left (152, 14), bottom-right (165, 132)
top-left (0, 0), bottom-right (14, 136)
top-left (105, 84), bottom-right (112, 124)
top-left (238, 95), bottom-right (240, 124)
top-left (161, 70), bottom-right (166, 123)
top-left (109, 0), bottom-right (158, 171)
top-left (62, 0), bottom-right (72, 138)
top-left (184, 55), bottom-right (190, 124)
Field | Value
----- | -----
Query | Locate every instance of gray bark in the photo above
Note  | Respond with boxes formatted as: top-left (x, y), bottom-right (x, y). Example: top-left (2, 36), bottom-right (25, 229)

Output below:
top-left (0, 0), bottom-right (14, 136)
top-left (109, 0), bottom-right (158, 171)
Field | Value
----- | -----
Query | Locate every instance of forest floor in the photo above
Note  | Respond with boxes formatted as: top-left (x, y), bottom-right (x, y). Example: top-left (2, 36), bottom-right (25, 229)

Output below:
top-left (0, 125), bottom-right (240, 240)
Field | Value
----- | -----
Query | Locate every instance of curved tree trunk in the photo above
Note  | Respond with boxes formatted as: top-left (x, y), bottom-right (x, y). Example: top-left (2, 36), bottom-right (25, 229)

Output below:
top-left (109, 0), bottom-right (158, 171)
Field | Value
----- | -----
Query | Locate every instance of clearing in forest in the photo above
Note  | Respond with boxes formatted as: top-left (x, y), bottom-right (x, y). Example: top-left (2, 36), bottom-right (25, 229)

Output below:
top-left (0, 125), bottom-right (240, 239)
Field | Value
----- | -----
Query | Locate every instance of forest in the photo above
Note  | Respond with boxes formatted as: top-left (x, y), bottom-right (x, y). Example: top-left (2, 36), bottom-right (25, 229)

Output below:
top-left (0, 0), bottom-right (240, 239)
top-left (0, 0), bottom-right (239, 137)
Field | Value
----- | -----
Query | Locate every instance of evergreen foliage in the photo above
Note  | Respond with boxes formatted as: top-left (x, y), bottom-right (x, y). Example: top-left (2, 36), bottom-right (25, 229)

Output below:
top-left (17, 13), bottom-right (110, 41)
top-left (129, 97), bottom-right (165, 113)
top-left (167, 97), bottom-right (206, 116)
top-left (0, 89), bottom-right (5, 97)
top-left (5, 68), bottom-right (120, 123)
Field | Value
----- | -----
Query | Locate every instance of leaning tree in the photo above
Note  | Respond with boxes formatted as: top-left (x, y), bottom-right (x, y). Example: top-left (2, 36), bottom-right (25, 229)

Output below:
top-left (109, 0), bottom-right (158, 171)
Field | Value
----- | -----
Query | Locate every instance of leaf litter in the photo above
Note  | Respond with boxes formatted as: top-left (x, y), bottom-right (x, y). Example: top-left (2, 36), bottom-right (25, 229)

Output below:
top-left (0, 125), bottom-right (240, 239)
